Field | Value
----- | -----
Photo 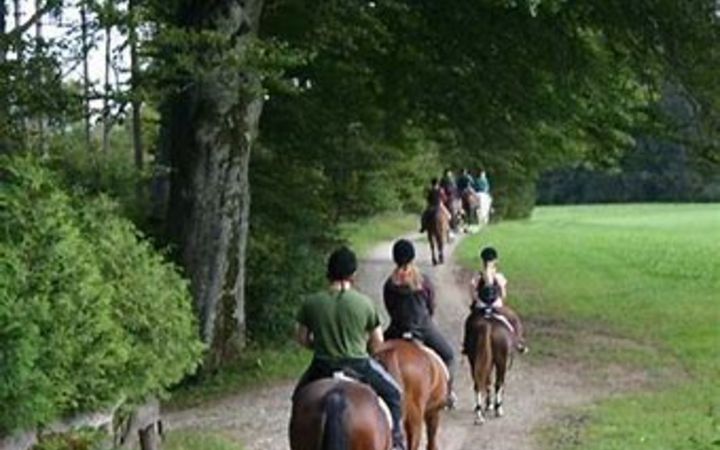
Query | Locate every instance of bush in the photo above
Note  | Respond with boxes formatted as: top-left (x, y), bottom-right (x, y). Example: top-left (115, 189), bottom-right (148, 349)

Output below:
top-left (0, 156), bottom-right (203, 435)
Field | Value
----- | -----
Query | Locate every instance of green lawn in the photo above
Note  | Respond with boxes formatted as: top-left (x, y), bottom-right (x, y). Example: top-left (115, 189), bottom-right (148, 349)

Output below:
top-left (165, 431), bottom-right (244, 450)
top-left (340, 211), bottom-right (416, 256)
top-left (457, 204), bottom-right (720, 450)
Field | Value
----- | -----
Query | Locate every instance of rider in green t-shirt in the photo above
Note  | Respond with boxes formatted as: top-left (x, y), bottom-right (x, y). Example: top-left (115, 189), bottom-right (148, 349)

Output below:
top-left (293, 246), bottom-right (406, 450)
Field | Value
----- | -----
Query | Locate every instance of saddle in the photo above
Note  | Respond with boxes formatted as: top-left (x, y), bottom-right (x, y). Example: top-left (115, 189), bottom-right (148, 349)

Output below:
top-left (472, 305), bottom-right (515, 334)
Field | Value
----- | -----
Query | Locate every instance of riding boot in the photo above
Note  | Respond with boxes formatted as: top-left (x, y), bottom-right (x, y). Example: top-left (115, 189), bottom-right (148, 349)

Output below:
top-left (446, 378), bottom-right (457, 410)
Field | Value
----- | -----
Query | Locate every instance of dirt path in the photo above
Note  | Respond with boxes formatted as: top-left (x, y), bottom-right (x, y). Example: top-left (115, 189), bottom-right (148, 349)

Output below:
top-left (165, 233), bottom-right (644, 450)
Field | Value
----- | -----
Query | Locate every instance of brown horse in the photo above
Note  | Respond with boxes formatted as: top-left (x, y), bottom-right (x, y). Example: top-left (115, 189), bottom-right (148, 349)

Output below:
top-left (426, 207), bottom-right (449, 266)
top-left (464, 313), bottom-right (513, 424)
top-left (375, 340), bottom-right (448, 450)
top-left (290, 378), bottom-right (392, 450)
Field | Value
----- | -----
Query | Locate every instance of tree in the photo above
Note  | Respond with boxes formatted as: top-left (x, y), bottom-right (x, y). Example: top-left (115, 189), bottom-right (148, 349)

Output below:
top-left (150, 0), bottom-right (265, 366)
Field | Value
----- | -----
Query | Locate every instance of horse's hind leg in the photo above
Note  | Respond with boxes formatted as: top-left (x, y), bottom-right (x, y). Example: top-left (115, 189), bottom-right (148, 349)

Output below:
top-left (438, 237), bottom-right (444, 265)
top-left (474, 388), bottom-right (485, 425)
top-left (424, 410), bottom-right (440, 450)
top-left (494, 355), bottom-right (508, 417)
top-left (473, 371), bottom-right (490, 425)
top-left (405, 405), bottom-right (423, 450)
top-left (428, 233), bottom-right (438, 266)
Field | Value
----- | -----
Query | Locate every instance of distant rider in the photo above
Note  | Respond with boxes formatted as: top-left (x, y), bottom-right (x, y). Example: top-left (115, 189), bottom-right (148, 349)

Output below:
top-left (419, 177), bottom-right (451, 233)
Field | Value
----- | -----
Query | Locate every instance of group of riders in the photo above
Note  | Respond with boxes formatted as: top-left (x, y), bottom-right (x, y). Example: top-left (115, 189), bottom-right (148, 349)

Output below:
top-left (420, 167), bottom-right (493, 235)
top-left (293, 240), bottom-right (527, 450)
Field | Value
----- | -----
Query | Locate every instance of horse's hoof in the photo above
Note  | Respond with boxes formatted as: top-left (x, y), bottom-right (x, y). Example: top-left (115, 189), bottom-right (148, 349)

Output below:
top-left (496, 407), bottom-right (504, 418)
top-left (474, 415), bottom-right (485, 425)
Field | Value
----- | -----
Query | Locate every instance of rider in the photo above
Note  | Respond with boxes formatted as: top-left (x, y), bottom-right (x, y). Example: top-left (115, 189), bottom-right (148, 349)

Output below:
top-left (440, 168), bottom-right (457, 201)
top-left (383, 239), bottom-right (457, 409)
top-left (472, 167), bottom-right (490, 194)
top-left (455, 168), bottom-right (474, 195)
top-left (462, 246), bottom-right (527, 355)
top-left (293, 246), bottom-right (406, 450)
top-left (419, 177), bottom-right (451, 233)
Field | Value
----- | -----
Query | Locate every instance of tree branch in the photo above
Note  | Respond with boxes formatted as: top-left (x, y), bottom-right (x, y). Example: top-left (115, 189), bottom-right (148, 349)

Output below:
top-left (4, 0), bottom-right (60, 41)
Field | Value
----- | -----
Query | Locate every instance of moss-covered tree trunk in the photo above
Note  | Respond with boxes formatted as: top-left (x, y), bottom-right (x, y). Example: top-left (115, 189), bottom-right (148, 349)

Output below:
top-left (161, 0), bottom-right (264, 368)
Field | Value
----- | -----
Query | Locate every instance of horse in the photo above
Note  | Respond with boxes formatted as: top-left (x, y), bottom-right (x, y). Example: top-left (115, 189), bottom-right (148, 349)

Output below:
top-left (464, 311), bottom-right (513, 424)
top-left (426, 206), bottom-right (449, 266)
top-left (476, 192), bottom-right (492, 225)
top-left (375, 339), bottom-right (448, 450)
top-left (460, 189), bottom-right (492, 230)
top-left (444, 197), bottom-right (464, 235)
top-left (290, 377), bottom-right (393, 450)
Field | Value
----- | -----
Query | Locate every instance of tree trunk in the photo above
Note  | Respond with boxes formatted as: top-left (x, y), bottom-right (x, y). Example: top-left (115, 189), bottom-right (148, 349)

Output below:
top-left (1, 1), bottom-right (7, 63)
top-left (80, 0), bottom-right (91, 150)
top-left (12, 0), bottom-right (19, 59)
top-left (129, 0), bottom-right (142, 171)
top-left (161, 0), bottom-right (264, 368)
top-left (34, 0), bottom-right (45, 153)
top-left (101, 15), bottom-right (111, 153)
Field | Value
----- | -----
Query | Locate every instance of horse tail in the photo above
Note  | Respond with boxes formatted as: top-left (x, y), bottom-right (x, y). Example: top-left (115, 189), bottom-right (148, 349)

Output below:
top-left (474, 321), bottom-right (493, 385)
top-left (482, 321), bottom-right (493, 365)
top-left (321, 387), bottom-right (348, 450)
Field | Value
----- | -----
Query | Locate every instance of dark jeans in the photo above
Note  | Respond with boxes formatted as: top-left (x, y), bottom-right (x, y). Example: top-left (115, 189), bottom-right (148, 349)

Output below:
top-left (293, 357), bottom-right (404, 442)
top-left (385, 322), bottom-right (456, 385)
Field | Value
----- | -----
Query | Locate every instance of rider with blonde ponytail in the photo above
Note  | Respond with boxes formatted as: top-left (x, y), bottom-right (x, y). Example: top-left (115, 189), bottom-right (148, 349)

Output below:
top-left (383, 239), bottom-right (457, 408)
top-left (463, 246), bottom-right (527, 354)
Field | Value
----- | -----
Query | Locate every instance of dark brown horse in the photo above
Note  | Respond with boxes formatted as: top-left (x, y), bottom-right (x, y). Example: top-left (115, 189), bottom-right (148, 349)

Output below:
top-left (375, 340), bottom-right (448, 450)
top-left (290, 378), bottom-right (392, 450)
top-left (426, 207), bottom-right (449, 265)
top-left (464, 313), bottom-right (513, 424)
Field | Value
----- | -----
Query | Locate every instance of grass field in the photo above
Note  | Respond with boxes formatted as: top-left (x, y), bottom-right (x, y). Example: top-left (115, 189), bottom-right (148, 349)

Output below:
top-left (340, 211), bottom-right (416, 255)
top-left (165, 431), bottom-right (244, 450)
top-left (457, 204), bottom-right (720, 450)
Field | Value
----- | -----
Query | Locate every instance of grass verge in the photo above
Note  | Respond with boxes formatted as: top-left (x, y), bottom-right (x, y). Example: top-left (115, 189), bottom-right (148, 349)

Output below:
top-left (457, 203), bottom-right (720, 450)
top-left (339, 211), bottom-right (416, 256)
top-left (164, 430), bottom-right (244, 450)
top-left (166, 345), bottom-right (311, 410)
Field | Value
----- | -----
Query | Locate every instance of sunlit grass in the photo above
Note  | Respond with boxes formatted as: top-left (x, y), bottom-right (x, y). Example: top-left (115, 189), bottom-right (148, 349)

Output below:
top-left (458, 203), bottom-right (720, 450)
top-left (339, 212), bottom-right (416, 256)
top-left (165, 431), bottom-right (244, 450)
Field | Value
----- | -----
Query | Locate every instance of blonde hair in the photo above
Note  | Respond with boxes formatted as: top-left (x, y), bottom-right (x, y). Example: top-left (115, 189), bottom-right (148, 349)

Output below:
top-left (392, 263), bottom-right (424, 291)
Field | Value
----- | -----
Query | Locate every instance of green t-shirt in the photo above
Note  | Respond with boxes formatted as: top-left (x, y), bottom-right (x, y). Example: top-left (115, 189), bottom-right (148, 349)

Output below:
top-left (297, 288), bottom-right (380, 360)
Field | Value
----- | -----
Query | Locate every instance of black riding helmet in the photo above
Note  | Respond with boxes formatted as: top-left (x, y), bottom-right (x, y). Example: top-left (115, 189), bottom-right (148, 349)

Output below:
top-left (327, 246), bottom-right (357, 281)
top-left (392, 239), bottom-right (415, 266)
top-left (480, 246), bottom-right (498, 263)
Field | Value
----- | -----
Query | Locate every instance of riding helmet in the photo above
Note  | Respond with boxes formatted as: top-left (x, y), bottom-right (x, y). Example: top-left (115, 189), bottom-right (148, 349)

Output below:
top-left (480, 246), bottom-right (498, 262)
top-left (392, 239), bottom-right (415, 266)
top-left (327, 246), bottom-right (357, 280)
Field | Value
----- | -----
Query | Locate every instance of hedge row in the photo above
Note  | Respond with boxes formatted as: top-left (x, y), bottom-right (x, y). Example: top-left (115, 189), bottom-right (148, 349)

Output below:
top-left (0, 156), bottom-right (203, 434)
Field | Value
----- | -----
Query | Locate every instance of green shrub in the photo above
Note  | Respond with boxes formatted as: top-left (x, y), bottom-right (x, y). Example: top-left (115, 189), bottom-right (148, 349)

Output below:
top-left (0, 156), bottom-right (203, 434)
